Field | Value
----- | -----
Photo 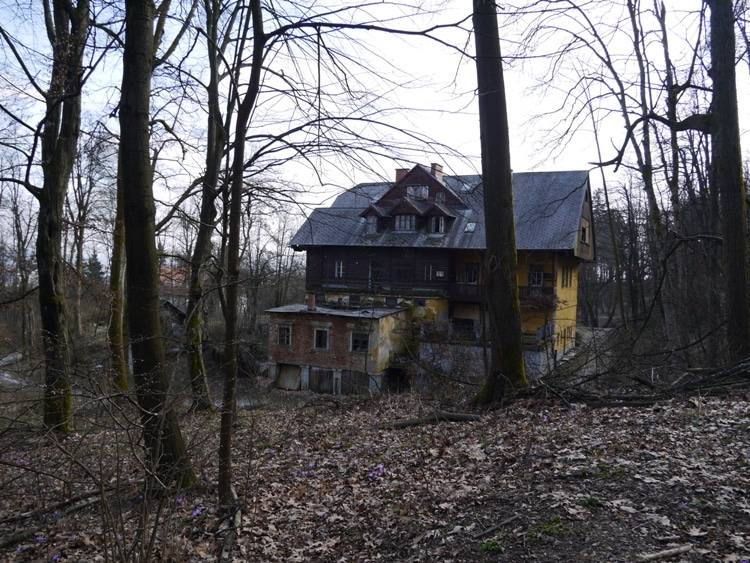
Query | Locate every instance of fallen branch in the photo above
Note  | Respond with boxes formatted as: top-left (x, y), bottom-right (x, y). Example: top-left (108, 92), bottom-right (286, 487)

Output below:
top-left (473, 514), bottom-right (519, 538)
top-left (636, 543), bottom-right (693, 561)
top-left (383, 410), bottom-right (482, 429)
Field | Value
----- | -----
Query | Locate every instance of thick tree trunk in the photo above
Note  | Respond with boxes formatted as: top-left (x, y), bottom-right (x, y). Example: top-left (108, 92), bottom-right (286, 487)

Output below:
top-left (471, 0), bottom-right (527, 404)
top-left (38, 190), bottom-right (74, 432)
top-left (120, 0), bottom-right (195, 487)
top-left (707, 0), bottom-right (750, 361)
top-left (37, 0), bottom-right (90, 432)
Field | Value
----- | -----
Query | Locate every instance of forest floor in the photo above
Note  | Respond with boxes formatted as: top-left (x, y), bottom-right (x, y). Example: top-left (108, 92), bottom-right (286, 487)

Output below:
top-left (0, 365), bottom-right (748, 562)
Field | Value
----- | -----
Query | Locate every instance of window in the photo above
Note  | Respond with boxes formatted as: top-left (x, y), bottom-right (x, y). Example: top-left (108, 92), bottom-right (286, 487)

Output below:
top-left (435, 192), bottom-right (445, 204)
top-left (580, 218), bottom-right (590, 245)
top-left (561, 265), bottom-right (573, 288)
top-left (278, 325), bottom-right (291, 347)
top-left (465, 262), bottom-right (479, 284)
top-left (406, 185), bottom-right (428, 199)
top-left (465, 222), bottom-right (476, 233)
top-left (365, 215), bottom-right (377, 234)
top-left (314, 328), bottom-right (329, 350)
top-left (424, 264), bottom-right (445, 282)
top-left (395, 214), bottom-right (416, 231)
top-left (351, 332), bottom-right (369, 353)
top-left (529, 264), bottom-right (544, 287)
top-left (334, 260), bottom-right (345, 278)
top-left (369, 261), bottom-right (382, 289)
top-left (430, 216), bottom-right (445, 233)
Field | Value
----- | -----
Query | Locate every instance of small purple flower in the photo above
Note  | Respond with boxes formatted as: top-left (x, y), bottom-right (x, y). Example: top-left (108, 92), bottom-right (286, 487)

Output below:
top-left (177, 497), bottom-right (183, 504)
top-left (368, 464), bottom-right (386, 478)
top-left (116, 534), bottom-right (123, 541)
top-left (36, 534), bottom-right (44, 542)
top-left (193, 508), bottom-right (202, 516)
top-left (15, 546), bottom-right (22, 553)
top-left (52, 554), bottom-right (60, 562)
top-left (52, 510), bottom-right (59, 517)
top-left (68, 535), bottom-right (76, 542)
top-left (678, 502), bottom-right (687, 509)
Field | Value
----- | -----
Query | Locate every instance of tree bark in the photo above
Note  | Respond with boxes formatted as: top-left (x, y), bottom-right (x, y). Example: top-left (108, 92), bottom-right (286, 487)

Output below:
top-left (108, 165), bottom-right (129, 393)
top-left (707, 0), bottom-right (750, 361)
top-left (37, 0), bottom-right (90, 433)
top-left (120, 0), bottom-right (195, 487)
top-left (471, 0), bottom-right (527, 404)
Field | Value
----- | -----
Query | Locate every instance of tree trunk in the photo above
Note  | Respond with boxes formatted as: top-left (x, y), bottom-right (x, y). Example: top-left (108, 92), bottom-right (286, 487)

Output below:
top-left (184, 0), bottom-right (230, 411)
top-left (471, 0), bottom-right (527, 404)
top-left (120, 0), bottom-right (195, 487)
top-left (707, 0), bottom-right (750, 361)
top-left (218, 0), bottom-right (264, 505)
top-left (108, 167), bottom-right (129, 393)
top-left (37, 0), bottom-right (90, 433)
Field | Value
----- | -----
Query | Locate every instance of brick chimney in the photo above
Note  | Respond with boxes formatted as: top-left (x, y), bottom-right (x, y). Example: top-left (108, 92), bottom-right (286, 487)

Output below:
top-left (395, 168), bottom-right (409, 182)
top-left (307, 292), bottom-right (316, 311)
top-left (431, 163), bottom-right (444, 181)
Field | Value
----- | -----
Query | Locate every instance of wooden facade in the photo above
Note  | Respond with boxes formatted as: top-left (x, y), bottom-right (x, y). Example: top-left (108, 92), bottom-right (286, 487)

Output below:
top-left (267, 164), bottom-right (595, 392)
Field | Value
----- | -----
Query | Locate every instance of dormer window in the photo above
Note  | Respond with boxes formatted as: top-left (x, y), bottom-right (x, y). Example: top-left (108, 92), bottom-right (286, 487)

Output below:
top-left (430, 216), bottom-right (446, 234)
top-left (395, 214), bottom-right (416, 231)
top-left (406, 185), bottom-right (428, 200)
top-left (365, 215), bottom-right (377, 234)
top-left (435, 192), bottom-right (445, 204)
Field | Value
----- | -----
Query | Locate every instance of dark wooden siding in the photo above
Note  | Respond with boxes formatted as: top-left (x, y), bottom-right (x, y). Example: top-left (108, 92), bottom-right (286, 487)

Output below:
top-left (305, 246), bottom-right (452, 296)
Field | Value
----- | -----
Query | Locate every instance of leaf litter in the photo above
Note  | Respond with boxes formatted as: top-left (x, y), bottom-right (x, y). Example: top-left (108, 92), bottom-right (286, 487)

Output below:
top-left (0, 390), bottom-right (748, 561)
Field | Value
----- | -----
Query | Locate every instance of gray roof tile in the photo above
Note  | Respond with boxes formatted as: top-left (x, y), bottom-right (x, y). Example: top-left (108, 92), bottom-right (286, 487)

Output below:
top-left (291, 170), bottom-right (590, 252)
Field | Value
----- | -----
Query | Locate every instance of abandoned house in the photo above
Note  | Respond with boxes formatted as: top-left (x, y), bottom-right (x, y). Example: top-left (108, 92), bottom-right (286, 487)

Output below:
top-left (266, 163), bottom-right (595, 394)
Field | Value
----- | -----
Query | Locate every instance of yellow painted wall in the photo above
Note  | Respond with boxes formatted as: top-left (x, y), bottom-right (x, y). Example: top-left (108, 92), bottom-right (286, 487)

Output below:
top-left (371, 311), bottom-right (411, 372)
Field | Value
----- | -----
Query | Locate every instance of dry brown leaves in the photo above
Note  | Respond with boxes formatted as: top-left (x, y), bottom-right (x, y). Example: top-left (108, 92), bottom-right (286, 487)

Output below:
top-left (0, 391), bottom-right (748, 561)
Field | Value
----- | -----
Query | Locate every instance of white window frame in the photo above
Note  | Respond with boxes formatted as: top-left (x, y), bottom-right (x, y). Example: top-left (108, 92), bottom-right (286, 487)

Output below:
top-left (431, 216), bottom-right (445, 233)
top-left (334, 260), bottom-right (345, 278)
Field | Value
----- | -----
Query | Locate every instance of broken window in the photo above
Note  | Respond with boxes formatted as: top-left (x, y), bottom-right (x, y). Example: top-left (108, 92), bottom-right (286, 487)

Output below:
top-left (314, 328), bottom-right (329, 350)
top-left (278, 325), bottom-right (291, 347)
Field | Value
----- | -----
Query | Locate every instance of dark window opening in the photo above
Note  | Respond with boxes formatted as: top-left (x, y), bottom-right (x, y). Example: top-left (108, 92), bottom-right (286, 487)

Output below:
top-left (314, 328), bottom-right (329, 350)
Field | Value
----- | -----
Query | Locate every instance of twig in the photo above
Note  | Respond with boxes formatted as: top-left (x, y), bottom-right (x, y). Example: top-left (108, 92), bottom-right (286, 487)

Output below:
top-left (473, 515), bottom-right (519, 538)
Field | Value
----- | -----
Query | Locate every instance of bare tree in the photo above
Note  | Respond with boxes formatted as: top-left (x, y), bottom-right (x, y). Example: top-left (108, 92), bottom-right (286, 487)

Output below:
top-left (706, 0), bottom-right (750, 360)
top-left (472, 0), bottom-right (527, 403)
top-left (119, 0), bottom-right (196, 486)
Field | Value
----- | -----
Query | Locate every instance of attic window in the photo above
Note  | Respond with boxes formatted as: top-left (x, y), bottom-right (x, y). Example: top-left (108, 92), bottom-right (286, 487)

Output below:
top-left (395, 214), bottom-right (416, 231)
top-left (365, 215), bottom-right (377, 234)
top-left (465, 222), bottom-right (476, 233)
top-left (435, 192), bottom-right (445, 204)
top-left (406, 185), bottom-right (428, 200)
top-left (580, 218), bottom-right (590, 245)
top-left (430, 216), bottom-right (446, 233)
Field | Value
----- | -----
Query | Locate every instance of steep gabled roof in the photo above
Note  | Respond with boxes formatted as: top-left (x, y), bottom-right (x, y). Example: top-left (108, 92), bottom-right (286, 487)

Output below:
top-left (291, 169), bottom-right (591, 254)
